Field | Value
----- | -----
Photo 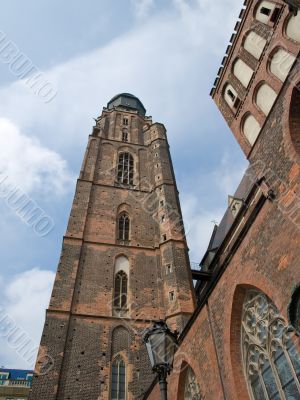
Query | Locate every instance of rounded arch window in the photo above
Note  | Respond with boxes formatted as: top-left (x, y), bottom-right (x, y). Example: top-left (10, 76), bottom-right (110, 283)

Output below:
top-left (243, 31), bottom-right (267, 60)
top-left (286, 13), bottom-right (300, 43)
top-left (269, 48), bottom-right (296, 82)
top-left (242, 114), bottom-right (261, 146)
top-left (233, 59), bottom-right (254, 88)
top-left (255, 83), bottom-right (277, 116)
top-left (223, 83), bottom-right (240, 110)
top-left (242, 290), bottom-right (300, 399)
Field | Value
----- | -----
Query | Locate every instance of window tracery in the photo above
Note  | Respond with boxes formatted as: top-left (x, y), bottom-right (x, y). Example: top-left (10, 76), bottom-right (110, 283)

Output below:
top-left (242, 290), bottom-right (300, 400)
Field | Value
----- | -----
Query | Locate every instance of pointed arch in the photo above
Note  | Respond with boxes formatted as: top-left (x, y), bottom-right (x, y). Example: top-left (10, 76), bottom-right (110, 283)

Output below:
top-left (111, 355), bottom-right (126, 400)
top-left (117, 212), bottom-right (130, 241)
top-left (240, 289), bottom-right (300, 399)
top-left (114, 271), bottom-right (128, 310)
top-left (177, 361), bottom-right (203, 400)
top-left (112, 326), bottom-right (130, 356)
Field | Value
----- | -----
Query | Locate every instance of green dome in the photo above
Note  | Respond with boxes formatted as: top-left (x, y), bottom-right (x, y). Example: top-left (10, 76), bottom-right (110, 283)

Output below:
top-left (107, 93), bottom-right (146, 116)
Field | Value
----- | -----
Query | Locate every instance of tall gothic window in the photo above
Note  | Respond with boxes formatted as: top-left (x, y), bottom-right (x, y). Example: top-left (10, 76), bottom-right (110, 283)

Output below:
top-left (242, 290), bottom-right (300, 400)
top-left (114, 271), bottom-right (128, 310)
top-left (183, 366), bottom-right (202, 400)
top-left (117, 153), bottom-right (133, 185)
top-left (111, 355), bottom-right (126, 400)
top-left (118, 213), bottom-right (130, 241)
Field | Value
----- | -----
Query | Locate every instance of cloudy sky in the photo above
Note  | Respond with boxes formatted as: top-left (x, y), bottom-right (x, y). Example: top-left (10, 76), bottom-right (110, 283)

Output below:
top-left (0, 0), bottom-right (248, 369)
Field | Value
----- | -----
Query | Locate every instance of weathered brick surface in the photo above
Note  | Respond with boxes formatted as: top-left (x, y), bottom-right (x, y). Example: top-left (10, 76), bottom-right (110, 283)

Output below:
top-left (213, 0), bottom-right (300, 156)
top-left (146, 2), bottom-right (300, 399)
top-left (29, 102), bottom-right (195, 400)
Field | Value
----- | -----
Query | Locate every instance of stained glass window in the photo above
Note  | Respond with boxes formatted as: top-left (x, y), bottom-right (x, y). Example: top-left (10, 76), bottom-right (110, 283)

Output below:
top-left (242, 290), bottom-right (300, 400)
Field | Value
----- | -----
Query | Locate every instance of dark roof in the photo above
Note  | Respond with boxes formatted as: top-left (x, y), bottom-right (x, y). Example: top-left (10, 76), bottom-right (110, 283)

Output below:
top-left (0, 369), bottom-right (33, 380)
top-left (205, 172), bottom-right (254, 253)
top-left (107, 93), bottom-right (146, 116)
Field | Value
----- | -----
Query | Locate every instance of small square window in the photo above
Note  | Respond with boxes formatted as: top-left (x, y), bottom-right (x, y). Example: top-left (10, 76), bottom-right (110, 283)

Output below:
top-left (166, 264), bottom-right (172, 274)
top-left (227, 89), bottom-right (236, 102)
top-left (169, 291), bottom-right (175, 301)
top-left (260, 6), bottom-right (271, 16)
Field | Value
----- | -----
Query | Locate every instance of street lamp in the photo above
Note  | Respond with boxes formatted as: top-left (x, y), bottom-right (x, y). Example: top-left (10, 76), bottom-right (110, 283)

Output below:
top-left (143, 320), bottom-right (178, 400)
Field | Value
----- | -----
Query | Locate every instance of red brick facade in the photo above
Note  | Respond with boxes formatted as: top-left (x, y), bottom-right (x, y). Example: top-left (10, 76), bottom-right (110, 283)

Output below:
top-left (28, 95), bottom-right (195, 400)
top-left (146, 1), bottom-right (300, 399)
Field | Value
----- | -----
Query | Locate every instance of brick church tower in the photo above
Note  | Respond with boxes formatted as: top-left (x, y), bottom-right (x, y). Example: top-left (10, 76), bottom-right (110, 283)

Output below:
top-left (29, 93), bottom-right (195, 400)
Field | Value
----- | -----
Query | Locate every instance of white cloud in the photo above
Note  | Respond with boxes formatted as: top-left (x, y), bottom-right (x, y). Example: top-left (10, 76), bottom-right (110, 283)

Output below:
top-left (182, 192), bottom-right (224, 262)
top-left (0, 0), bottom-right (242, 154)
top-left (130, 0), bottom-right (155, 18)
top-left (214, 153), bottom-right (248, 196)
top-left (0, 118), bottom-right (74, 195)
top-left (0, 268), bottom-right (55, 369)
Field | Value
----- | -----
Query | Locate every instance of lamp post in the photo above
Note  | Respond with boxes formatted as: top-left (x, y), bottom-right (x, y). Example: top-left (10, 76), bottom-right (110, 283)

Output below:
top-left (143, 320), bottom-right (178, 400)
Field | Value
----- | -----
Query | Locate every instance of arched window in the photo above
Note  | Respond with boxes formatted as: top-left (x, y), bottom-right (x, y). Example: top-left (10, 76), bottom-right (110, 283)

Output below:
top-left (118, 213), bottom-right (130, 241)
top-left (233, 59), bottom-right (254, 88)
top-left (111, 356), bottom-right (126, 400)
top-left (113, 271), bottom-right (128, 311)
top-left (270, 48), bottom-right (296, 82)
top-left (242, 290), bottom-right (300, 400)
top-left (224, 84), bottom-right (241, 110)
top-left (242, 114), bottom-right (261, 146)
top-left (117, 153), bottom-right (134, 185)
top-left (183, 366), bottom-right (202, 400)
top-left (289, 285), bottom-right (300, 332)
top-left (286, 13), bottom-right (300, 43)
top-left (255, 83), bottom-right (277, 116)
top-left (244, 31), bottom-right (267, 60)
top-left (255, 1), bottom-right (280, 25)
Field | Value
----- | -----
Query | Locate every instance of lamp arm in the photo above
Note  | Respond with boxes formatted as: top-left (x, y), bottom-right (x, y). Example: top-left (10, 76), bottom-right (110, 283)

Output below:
top-left (157, 367), bottom-right (168, 400)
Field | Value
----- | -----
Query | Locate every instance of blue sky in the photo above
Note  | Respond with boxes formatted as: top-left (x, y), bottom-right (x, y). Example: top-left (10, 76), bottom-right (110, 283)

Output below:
top-left (0, 0), bottom-right (247, 368)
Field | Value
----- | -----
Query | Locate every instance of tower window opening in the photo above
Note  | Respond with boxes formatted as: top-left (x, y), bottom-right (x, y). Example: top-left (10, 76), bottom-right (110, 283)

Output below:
top-left (166, 264), bottom-right (173, 274)
top-left (111, 355), bottom-right (126, 400)
top-left (118, 213), bottom-right (130, 241)
top-left (162, 234), bottom-right (167, 241)
top-left (113, 271), bottom-right (128, 310)
top-left (227, 89), bottom-right (236, 102)
top-left (260, 6), bottom-right (271, 15)
top-left (160, 200), bottom-right (164, 206)
top-left (123, 117), bottom-right (129, 126)
top-left (117, 153), bottom-right (134, 185)
top-left (169, 291), bottom-right (175, 301)
top-left (161, 215), bottom-right (165, 222)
